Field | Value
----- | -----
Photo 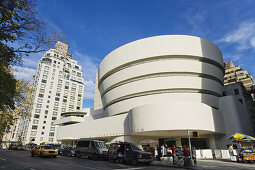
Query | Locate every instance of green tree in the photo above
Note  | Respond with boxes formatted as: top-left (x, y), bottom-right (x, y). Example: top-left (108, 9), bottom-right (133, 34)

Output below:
top-left (0, 0), bottom-right (66, 140)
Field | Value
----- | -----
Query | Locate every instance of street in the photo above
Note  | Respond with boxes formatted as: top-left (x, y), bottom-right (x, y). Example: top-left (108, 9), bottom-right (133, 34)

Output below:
top-left (0, 150), bottom-right (173, 170)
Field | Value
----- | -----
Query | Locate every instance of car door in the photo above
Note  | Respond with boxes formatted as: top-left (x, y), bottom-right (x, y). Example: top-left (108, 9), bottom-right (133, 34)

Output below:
top-left (124, 144), bottom-right (134, 162)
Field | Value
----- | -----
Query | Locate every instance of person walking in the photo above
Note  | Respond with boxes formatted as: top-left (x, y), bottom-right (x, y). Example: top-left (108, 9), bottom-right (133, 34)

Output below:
top-left (172, 145), bottom-right (177, 164)
top-left (156, 145), bottom-right (162, 161)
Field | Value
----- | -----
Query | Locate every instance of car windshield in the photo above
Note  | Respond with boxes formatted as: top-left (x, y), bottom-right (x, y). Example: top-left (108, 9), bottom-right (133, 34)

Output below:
top-left (131, 144), bottom-right (143, 151)
top-left (41, 146), bottom-right (53, 149)
top-left (54, 144), bottom-right (62, 149)
top-left (68, 146), bottom-right (74, 150)
top-left (95, 142), bottom-right (107, 148)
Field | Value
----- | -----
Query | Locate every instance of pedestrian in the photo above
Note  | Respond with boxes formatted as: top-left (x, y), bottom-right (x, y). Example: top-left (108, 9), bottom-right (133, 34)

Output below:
top-left (156, 145), bottom-right (162, 161)
top-left (172, 145), bottom-right (176, 164)
top-left (228, 144), bottom-right (234, 156)
top-left (183, 145), bottom-right (189, 157)
top-left (161, 145), bottom-right (166, 157)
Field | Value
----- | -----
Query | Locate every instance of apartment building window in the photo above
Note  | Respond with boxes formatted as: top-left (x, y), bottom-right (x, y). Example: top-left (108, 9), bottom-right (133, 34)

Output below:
top-left (48, 138), bottom-right (53, 142)
top-left (44, 66), bottom-right (49, 70)
top-left (77, 72), bottom-right (81, 77)
top-left (33, 119), bottom-right (39, 124)
top-left (69, 105), bottom-right (74, 109)
top-left (45, 110), bottom-right (48, 114)
top-left (34, 114), bottom-right (40, 118)
top-left (234, 88), bottom-right (239, 95)
top-left (30, 131), bottom-right (36, 136)
top-left (78, 94), bottom-right (82, 97)
top-left (53, 111), bottom-right (57, 116)
top-left (54, 102), bottom-right (59, 106)
top-left (46, 105), bottom-right (49, 108)
top-left (50, 127), bottom-right (55, 131)
top-left (49, 132), bottom-right (54, 136)
top-left (42, 126), bottom-right (45, 129)
top-left (42, 75), bottom-right (47, 79)
top-left (43, 121), bottom-right (46, 124)
top-left (52, 117), bottom-right (57, 120)
top-left (63, 99), bottom-right (67, 103)
top-left (39, 88), bottom-right (45, 93)
top-left (44, 115), bottom-right (47, 118)
top-left (40, 137), bottom-right (43, 141)
top-left (41, 132), bottom-right (44, 135)
top-left (42, 79), bottom-right (47, 83)
top-left (30, 137), bottom-right (35, 141)
top-left (65, 86), bottom-right (69, 89)
top-left (47, 100), bottom-right (50, 103)
top-left (38, 98), bottom-right (43, 103)
top-left (55, 97), bottom-right (60, 101)
top-left (32, 125), bottom-right (38, 130)
top-left (54, 60), bottom-right (56, 64)
top-left (41, 84), bottom-right (46, 88)
top-left (35, 109), bottom-right (41, 113)
top-left (51, 122), bottom-right (55, 126)
top-left (53, 107), bottom-right (58, 111)
top-left (56, 93), bottom-right (60, 97)
top-left (37, 104), bottom-right (42, 108)
top-left (38, 93), bottom-right (44, 98)
top-left (62, 108), bottom-right (66, 112)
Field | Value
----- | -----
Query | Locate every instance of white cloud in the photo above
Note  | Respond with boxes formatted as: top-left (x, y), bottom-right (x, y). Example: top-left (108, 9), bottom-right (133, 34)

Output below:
top-left (83, 80), bottom-right (95, 100)
top-left (219, 21), bottom-right (255, 50)
top-left (13, 66), bottom-right (36, 81)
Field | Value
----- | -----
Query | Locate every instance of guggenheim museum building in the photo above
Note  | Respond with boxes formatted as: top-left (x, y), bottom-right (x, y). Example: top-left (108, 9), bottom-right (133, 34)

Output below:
top-left (55, 35), bottom-right (253, 150)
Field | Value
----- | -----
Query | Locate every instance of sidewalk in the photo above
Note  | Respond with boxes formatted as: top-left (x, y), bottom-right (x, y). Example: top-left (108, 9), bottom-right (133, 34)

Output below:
top-left (152, 159), bottom-right (255, 169)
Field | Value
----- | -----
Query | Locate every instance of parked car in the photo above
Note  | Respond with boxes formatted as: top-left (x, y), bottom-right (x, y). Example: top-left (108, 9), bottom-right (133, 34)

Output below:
top-left (75, 140), bottom-right (108, 159)
top-left (108, 142), bottom-right (153, 165)
top-left (31, 144), bottom-right (58, 158)
top-left (15, 144), bottom-right (26, 151)
top-left (49, 144), bottom-right (64, 155)
top-left (62, 146), bottom-right (75, 157)
top-left (9, 144), bottom-right (17, 150)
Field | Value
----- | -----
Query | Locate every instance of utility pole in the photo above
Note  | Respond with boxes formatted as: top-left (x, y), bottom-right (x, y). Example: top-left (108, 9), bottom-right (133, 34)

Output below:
top-left (188, 129), bottom-right (194, 166)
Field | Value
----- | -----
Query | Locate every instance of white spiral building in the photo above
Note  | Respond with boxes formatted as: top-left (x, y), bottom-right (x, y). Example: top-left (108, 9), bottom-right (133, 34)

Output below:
top-left (56, 35), bottom-right (253, 151)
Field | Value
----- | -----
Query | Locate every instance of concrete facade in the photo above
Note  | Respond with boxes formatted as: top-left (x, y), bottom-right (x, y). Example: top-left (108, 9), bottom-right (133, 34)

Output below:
top-left (56, 35), bottom-right (253, 149)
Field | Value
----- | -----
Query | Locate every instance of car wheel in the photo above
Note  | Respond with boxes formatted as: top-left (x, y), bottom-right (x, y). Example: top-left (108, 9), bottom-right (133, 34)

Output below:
top-left (76, 152), bottom-right (81, 158)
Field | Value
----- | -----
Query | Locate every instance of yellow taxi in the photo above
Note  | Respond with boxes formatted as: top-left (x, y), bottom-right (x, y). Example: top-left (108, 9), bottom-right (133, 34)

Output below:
top-left (16, 144), bottom-right (26, 151)
top-left (31, 143), bottom-right (58, 158)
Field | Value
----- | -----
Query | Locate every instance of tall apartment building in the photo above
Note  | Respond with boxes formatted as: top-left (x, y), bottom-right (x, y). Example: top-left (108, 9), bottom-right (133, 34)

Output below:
top-left (224, 61), bottom-right (254, 91)
top-left (224, 61), bottom-right (255, 134)
top-left (16, 42), bottom-right (84, 145)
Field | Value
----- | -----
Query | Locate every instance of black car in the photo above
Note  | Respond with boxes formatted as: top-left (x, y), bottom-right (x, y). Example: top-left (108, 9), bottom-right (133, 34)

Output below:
top-left (108, 142), bottom-right (152, 165)
top-left (49, 144), bottom-right (64, 155)
top-left (62, 146), bottom-right (75, 157)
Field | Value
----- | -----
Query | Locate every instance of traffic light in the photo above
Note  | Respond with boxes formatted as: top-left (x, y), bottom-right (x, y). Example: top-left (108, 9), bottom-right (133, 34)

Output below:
top-left (193, 131), bottom-right (199, 137)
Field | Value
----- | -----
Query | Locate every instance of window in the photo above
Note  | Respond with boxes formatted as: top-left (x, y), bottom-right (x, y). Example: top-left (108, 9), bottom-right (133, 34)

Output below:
top-left (52, 117), bottom-right (57, 120)
top-left (38, 98), bottom-right (43, 103)
top-left (55, 97), bottom-right (60, 101)
top-left (45, 110), bottom-right (48, 114)
top-left (41, 132), bottom-right (44, 135)
top-left (77, 141), bottom-right (90, 147)
top-left (40, 137), bottom-right (43, 141)
top-left (37, 104), bottom-right (42, 108)
top-left (54, 60), bottom-right (56, 64)
top-left (49, 132), bottom-right (54, 136)
top-left (30, 131), bottom-right (36, 136)
top-left (53, 107), bottom-right (58, 111)
top-left (42, 126), bottom-right (45, 129)
top-left (63, 99), bottom-right (67, 102)
top-left (43, 121), bottom-right (46, 124)
top-left (47, 100), bottom-right (50, 103)
top-left (44, 115), bottom-right (47, 118)
top-left (35, 109), bottom-right (41, 113)
top-left (56, 93), bottom-right (60, 97)
top-left (34, 114), bottom-right (40, 118)
top-left (33, 119), bottom-right (39, 124)
top-left (41, 84), bottom-right (46, 88)
top-left (234, 88), bottom-right (239, 95)
top-left (50, 127), bottom-right (55, 131)
top-left (48, 95), bottom-right (51, 98)
top-left (38, 93), bottom-right (44, 98)
top-left (53, 111), bottom-right (57, 116)
top-left (48, 138), bottom-right (53, 142)
top-left (46, 105), bottom-right (49, 108)
top-left (65, 86), bottom-right (69, 89)
top-left (42, 79), bottom-right (47, 83)
top-left (32, 125), bottom-right (38, 130)
top-left (30, 137), bottom-right (35, 141)
top-left (51, 122), bottom-right (55, 126)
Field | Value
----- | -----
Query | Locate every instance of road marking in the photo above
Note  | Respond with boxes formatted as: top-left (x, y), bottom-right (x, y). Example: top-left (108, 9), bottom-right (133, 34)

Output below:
top-left (0, 158), bottom-right (6, 161)
top-left (74, 164), bottom-right (101, 170)
top-left (114, 168), bottom-right (146, 170)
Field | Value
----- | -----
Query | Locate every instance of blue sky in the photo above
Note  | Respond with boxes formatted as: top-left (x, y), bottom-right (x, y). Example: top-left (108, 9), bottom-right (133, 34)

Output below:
top-left (15, 0), bottom-right (255, 108)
